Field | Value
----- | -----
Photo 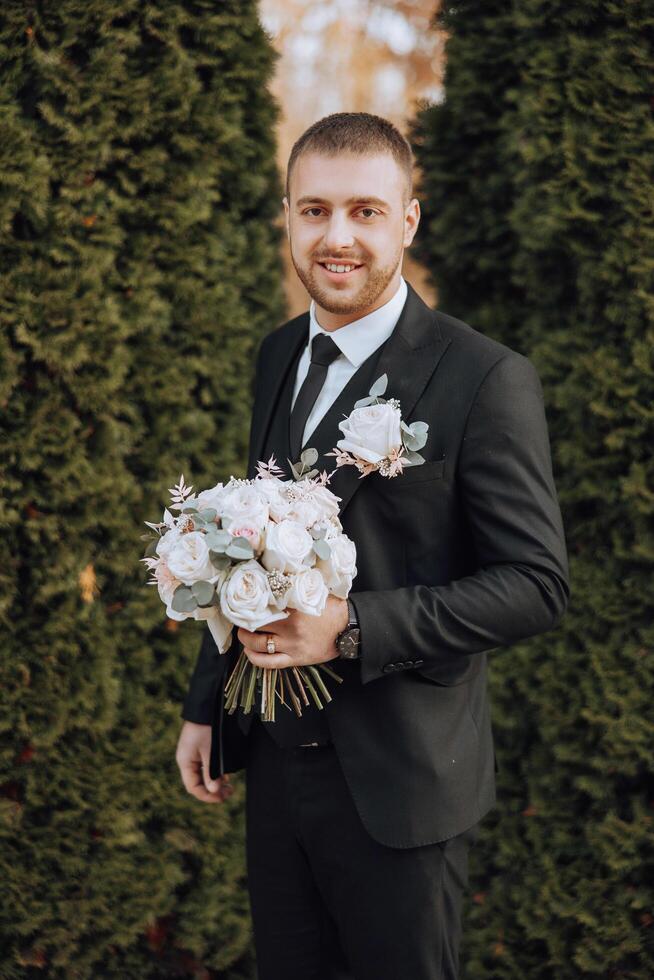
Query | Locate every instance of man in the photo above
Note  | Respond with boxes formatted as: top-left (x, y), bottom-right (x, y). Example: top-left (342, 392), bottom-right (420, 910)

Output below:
top-left (176, 113), bottom-right (569, 979)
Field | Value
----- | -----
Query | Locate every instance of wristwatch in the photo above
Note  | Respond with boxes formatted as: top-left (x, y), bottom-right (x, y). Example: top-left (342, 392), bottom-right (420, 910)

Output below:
top-left (336, 598), bottom-right (361, 660)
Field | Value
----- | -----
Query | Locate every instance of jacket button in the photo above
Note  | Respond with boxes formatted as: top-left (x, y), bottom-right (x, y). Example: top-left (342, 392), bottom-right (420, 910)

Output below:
top-left (383, 663), bottom-right (396, 673)
top-left (414, 660), bottom-right (424, 666)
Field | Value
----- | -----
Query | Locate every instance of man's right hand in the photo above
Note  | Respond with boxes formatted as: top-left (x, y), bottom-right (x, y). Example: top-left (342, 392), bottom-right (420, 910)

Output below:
top-left (176, 721), bottom-right (234, 804)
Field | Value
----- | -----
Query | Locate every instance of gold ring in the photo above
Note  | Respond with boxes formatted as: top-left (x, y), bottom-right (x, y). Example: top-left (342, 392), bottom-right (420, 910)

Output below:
top-left (266, 635), bottom-right (276, 655)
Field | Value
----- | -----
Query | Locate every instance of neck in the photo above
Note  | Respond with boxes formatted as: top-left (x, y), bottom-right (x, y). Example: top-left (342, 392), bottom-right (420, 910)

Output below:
top-left (314, 270), bottom-right (403, 331)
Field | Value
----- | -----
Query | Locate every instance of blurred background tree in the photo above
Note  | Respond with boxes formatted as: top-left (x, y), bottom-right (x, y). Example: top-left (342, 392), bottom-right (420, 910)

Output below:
top-left (2, 0), bottom-right (652, 976)
top-left (413, 1), bottom-right (654, 977)
top-left (0, 1), bottom-right (283, 976)
top-left (260, 0), bottom-right (444, 313)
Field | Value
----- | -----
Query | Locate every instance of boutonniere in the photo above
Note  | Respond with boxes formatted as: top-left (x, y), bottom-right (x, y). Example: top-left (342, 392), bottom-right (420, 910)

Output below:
top-left (326, 374), bottom-right (429, 478)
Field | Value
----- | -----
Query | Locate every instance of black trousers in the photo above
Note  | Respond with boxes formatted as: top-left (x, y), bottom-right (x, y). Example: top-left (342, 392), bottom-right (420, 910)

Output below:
top-left (245, 715), bottom-right (480, 980)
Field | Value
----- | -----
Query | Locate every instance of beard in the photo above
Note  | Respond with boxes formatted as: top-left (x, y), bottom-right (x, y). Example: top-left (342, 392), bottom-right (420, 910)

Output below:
top-left (290, 241), bottom-right (404, 316)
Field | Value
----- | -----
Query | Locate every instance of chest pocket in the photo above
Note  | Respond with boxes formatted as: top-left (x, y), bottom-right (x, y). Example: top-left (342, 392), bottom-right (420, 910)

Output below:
top-left (382, 455), bottom-right (445, 487)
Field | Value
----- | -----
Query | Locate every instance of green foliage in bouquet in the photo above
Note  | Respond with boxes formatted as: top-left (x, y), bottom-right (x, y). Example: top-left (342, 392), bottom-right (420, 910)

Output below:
top-left (0, 1), bottom-right (283, 976)
top-left (412, 2), bottom-right (654, 978)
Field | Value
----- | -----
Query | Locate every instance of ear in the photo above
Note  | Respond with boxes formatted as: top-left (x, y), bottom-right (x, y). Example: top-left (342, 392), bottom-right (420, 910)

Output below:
top-left (403, 198), bottom-right (420, 248)
top-left (282, 196), bottom-right (290, 240)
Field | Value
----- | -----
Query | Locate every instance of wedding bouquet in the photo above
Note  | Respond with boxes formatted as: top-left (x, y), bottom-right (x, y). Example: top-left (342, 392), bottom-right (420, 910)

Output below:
top-left (140, 451), bottom-right (356, 721)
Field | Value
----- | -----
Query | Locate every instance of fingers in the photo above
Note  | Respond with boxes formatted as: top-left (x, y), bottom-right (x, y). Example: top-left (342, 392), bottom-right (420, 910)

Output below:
top-left (237, 627), bottom-right (295, 667)
top-left (237, 627), bottom-right (273, 652)
top-left (201, 753), bottom-right (232, 797)
top-left (242, 645), bottom-right (294, 669)
top-left (178, 752), bottom-right (233, 805)
top-left (178, 756), bottom-right (216, 803)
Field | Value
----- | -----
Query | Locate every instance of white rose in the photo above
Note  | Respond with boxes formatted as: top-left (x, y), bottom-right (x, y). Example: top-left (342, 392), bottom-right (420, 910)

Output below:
top-left (336, 402), bottom-right (402, 464)
top-left (156, 528), bottom-right (182, 559)
top-left (268, 488), bottom-right (293, 523)
top-left (283, 497), bottom-right (322, 527)
top-left (220, 559), bottom-right (288, 631)
top-left (220, 483), bottom-right (269, 531)
top-left (261, 519), bottom-right (315, 574)
top-left (270, 480), bottom-right (341, 528)
top-left (307, 483), bottom-right (341, 520)
top-left (283, 480), bottom-right (341, 527)
top-left (255, 476), bottom-right (289, 508)
top-left (317, 534), bottom-right (357, 598)
top-left (286, 568), bottom-right (329, 616)
top-left (166, 531), bottom-right (216, 585)
top-left (308, 515), bottom-right (344, 541)
top-left (154, 559), bottom-right (181, 606)
top-left (193, 481), bottom-right (226, 512)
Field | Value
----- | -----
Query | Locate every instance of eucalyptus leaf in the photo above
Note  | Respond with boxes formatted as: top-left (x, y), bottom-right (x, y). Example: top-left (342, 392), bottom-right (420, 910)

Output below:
top-left (226, 536), bottom-right (254, 560)
top-left (300, 447), bottom-right (318, 466)
top-left (192, 580), bottom-right (215, 606)
top-left (410, 421), bottom-right (429, 437)
top-left (311, 526), bottom-right (326, 540)
top-left (171, 585), bottom-right (198, 614)
top-left (402, 450), bottom-right (425, 466)
top-left (205, 529), bottom-right (231, 551)
top-left (313, 538), bottom-right (331, 560)
top-left (403, 430), bottom-right (428, 452)
top-left (180, 506), bottom-right (198, 515)
top-left (144, 539), bottom-right (159, 558)
top-left (209, 551), bottom-right (231, 571)
top-left (369, 374), bottom-right (388, 398)
top-left (354, 395), bottom-right (375, 409)
top-left (198, 508), bottom-right (217, 522)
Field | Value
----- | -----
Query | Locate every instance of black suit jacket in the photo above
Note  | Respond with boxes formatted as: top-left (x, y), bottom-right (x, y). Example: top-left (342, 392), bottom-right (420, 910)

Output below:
top-left (181, 281), bottom-right (569, 848)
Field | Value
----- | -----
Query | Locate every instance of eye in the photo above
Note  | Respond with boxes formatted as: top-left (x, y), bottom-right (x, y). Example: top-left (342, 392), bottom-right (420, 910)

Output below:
top-left (358, 208), bottom-right (379, 219)
top-left (303, 207), bottom-right (325, 217)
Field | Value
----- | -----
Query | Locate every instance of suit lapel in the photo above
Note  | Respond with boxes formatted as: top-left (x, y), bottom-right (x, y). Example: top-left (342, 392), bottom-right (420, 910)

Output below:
top-left (326, 283), bottom-right (451, 517)
top-left (247, 315), bottom-right (308, 478)
top-left (247, 282), bottom-right (452, 518)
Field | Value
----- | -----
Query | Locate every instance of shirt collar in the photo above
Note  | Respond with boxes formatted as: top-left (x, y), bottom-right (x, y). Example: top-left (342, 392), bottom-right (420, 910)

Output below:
top-left (308, 276), bottom-right (408, 368)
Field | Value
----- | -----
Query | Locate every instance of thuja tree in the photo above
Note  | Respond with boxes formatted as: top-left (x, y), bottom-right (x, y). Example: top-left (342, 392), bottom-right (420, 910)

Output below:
top-left (0, 2), bottom-right (283, 977)
top-left (413, 2), bottom-right (654, 978)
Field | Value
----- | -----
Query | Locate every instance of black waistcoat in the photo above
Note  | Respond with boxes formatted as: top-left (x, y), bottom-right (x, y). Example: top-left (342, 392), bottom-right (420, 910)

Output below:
top-left (237, 335), bottom-right (387, 746)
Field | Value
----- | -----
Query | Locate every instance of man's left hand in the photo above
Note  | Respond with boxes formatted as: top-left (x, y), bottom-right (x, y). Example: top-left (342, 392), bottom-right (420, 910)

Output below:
top-left (238, 595), bottom-right (349, 669)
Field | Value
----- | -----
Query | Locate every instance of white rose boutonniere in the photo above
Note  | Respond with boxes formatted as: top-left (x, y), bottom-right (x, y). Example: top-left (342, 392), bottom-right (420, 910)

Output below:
top-left (327, 374), bottom-right (429, 478)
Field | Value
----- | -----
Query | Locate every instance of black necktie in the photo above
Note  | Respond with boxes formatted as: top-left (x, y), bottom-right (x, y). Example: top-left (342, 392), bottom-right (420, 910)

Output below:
top-left (289, 333), bottom-right (341, 462)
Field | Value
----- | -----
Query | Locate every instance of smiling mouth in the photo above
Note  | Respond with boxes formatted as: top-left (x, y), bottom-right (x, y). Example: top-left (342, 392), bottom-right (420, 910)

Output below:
top-left (317, 261), bottom-right (364, 276)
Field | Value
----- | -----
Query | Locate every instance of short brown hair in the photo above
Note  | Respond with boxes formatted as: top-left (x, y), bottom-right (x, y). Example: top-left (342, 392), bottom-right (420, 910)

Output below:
top-left (285, 112), bottom-right (414, 204)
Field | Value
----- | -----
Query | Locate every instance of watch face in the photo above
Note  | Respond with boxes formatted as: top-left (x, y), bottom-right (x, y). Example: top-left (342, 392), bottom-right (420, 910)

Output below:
top-left (338, 627), bottom-right (360, 659)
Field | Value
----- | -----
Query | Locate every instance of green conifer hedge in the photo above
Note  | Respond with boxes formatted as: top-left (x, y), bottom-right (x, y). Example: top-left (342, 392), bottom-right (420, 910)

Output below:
top-left (0, 2), bottom-right (283, 976)
top-left (412, 2), bottom-right (654, 977)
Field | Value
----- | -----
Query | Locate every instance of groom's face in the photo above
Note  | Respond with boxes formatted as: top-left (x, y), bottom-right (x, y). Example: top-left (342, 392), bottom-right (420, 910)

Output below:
top-left (283, 151), bottom-right (419, 320)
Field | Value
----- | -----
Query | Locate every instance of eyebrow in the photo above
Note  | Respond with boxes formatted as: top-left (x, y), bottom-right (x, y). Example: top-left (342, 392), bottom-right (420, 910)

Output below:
top-left (295, 196), bottom-right (391, 209)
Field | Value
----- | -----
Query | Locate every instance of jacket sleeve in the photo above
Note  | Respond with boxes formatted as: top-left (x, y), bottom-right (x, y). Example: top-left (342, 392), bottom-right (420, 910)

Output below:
top-left (180, 626), bottom-right (229, 723)
top-left (179, 336), bottom-right (266, 722)
top-left (351, 352), bottom-right (570, 685)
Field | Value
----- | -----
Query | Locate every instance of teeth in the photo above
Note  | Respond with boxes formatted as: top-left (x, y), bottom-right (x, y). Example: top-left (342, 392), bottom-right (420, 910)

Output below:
top-left (324, 263), bottom-right (357, 273)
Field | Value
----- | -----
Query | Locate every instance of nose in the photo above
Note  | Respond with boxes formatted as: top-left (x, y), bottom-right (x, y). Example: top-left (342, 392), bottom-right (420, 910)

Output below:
top-left (323, 212), bottom-right (355, 252)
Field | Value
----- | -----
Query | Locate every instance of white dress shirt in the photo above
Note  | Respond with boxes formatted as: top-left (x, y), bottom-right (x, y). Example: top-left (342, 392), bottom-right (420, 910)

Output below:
top-left (291, 276), bottom-right (408, 448)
